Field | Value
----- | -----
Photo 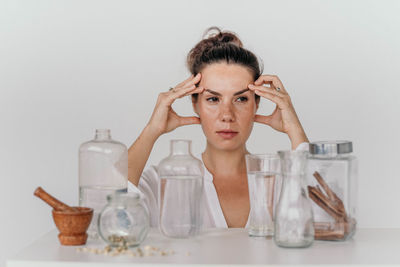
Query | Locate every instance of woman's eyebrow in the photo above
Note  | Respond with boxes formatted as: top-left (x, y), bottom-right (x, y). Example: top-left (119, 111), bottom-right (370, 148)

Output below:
top-left (204, 88), bottom-right (249, 96)
top-left (233, 88), bottom-right (250, 96)
top-left (204, 89), bottom-right (221, 96)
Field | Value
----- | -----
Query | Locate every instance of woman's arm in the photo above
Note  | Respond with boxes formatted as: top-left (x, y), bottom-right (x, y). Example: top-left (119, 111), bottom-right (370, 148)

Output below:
top-left (128, 125), bottom-right (159, 186)
top-left (286, 114), bottom-right (309, 150)
top-left (248, 74), bottom-right (309, 150)
top-left (128, 73), bottom-right (204, 186)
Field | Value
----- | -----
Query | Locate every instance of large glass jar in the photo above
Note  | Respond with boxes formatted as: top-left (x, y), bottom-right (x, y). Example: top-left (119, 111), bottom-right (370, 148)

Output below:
top-left (79, 129), bottom-right (128, 238)
top-left (98, 192), bottom-right (149, 247)
top-left (157, 140), bottom-right (204, 238)
top-left (306, 141), bottom-right (357, 241)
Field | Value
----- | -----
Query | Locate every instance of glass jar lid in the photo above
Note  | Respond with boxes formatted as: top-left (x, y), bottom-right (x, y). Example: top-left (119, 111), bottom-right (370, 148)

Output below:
top-left (309, 141), bottom-right (353, 155)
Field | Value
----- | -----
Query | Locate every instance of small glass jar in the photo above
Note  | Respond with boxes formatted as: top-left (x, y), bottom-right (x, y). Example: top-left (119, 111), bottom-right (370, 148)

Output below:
top-left (306, 141), bottom-right (357, 241)
top-left (97, 192), bottom-right (149, 247)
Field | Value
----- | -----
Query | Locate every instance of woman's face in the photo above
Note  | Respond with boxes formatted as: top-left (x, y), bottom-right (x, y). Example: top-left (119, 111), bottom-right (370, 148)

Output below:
top-left (193, 62), bottom-right (259, 152)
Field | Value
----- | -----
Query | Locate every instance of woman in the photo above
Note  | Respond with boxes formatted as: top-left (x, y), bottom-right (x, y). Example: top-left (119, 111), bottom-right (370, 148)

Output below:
top-left (127, 27), bottom-right (309, 228)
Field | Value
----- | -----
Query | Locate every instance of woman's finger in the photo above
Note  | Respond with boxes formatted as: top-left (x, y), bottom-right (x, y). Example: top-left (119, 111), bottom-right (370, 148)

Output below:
top-left (254, 75), bottom-right (287, 93)
top-left (254, 114), bottom-right (273, 125)
top-left (254, 74), bottom-right (282, 86)
top-left (182, 86), bottom-right (204, 97)
top-left (171, 73), bottom-right (201, 94)
top-left (252, 88), bottom-right (287, 108)
top-left (178, 115), bottom-right (201, 126)
top-left (175, 85), bottom-right (203, 98)
top-left (248, 84), bottom-right (286, 97)
top-left (168, 84), bottom-right (195, 97)
top-left (165, 85), bottom-right (203, 105)
top-left (181, 73), bottom-right (202, 88)
top-left (175, 74), bottom-right (195, 87)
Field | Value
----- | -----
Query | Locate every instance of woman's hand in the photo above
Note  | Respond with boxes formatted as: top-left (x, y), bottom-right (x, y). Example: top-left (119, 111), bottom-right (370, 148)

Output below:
top-left (146, 73), bottom-right (204, 138)
top-left (248, 74), bottom-right (309, 148)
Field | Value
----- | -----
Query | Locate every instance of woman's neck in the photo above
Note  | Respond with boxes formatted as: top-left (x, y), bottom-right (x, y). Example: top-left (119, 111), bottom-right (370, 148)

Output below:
top-left (201, 143), bottom-right (248, 179)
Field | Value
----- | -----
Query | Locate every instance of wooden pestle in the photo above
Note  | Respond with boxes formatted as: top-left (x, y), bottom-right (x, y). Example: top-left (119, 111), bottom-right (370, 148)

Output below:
top-left (34, 187), bottom-right (78, 212)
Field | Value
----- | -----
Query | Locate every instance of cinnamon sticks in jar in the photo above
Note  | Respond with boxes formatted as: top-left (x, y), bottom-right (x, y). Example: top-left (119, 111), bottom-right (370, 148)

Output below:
top-left (308, 171), bottom-right (354, 240)
top-left (307, 141), bottom-right (357, 241)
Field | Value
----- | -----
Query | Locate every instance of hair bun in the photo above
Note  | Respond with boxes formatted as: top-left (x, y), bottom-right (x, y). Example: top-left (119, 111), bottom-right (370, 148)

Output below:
top-left (187, 26), bottom-right (262, 79)
top-left (201, 26), bottom-right (243, 47)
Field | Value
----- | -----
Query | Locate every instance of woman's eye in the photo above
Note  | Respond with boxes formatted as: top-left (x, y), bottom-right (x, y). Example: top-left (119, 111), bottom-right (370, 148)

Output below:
top-left (236, 96), bottom-right (248, 102)
top-left (206, 97), bottom-right (219, 102)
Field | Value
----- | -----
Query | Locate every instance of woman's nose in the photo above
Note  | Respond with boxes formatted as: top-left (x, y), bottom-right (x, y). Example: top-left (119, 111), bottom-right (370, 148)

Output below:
top-left (219, 104), bottom-right (235, 122)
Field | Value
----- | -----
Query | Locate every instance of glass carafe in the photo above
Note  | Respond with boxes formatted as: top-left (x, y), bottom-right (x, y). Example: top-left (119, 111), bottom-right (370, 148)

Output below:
top-left (157, 140), bottom-right (204, 238)
top-left (274, 150), bottom-right (314, 248)
top-left (79, 129), bottom-right (128, 238)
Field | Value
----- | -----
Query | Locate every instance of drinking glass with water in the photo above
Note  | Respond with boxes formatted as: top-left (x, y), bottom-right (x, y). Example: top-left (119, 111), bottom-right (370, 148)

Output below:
top-left (245, 154), bottom-right (281, 237)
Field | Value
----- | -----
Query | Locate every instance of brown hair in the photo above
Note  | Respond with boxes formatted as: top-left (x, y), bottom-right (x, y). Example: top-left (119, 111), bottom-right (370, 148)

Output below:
top-left (187, 26), bottom-right (263, 101)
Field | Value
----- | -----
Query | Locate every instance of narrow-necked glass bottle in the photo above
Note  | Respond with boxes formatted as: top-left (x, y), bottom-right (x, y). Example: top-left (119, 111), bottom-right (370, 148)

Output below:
top-left (274, 150), bottom-right (314, 248)
top-left (157, 140), bottom-right (204, 238)
top-left (79, 129), bottom-right (128, 238)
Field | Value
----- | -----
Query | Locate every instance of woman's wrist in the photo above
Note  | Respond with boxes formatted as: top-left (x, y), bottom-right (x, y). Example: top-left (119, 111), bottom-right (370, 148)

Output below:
top-left (142, 124), bottom-right (162, 143)
top-left (287, 127), bottom-right (309, 150)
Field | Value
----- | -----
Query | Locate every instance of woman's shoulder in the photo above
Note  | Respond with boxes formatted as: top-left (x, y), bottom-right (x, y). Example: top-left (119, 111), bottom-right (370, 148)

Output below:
top-left (127, 165), bottom-right (158, 190)
top-left (128, 164), bottom-right (159, 196)
top-left (141, 164), bottom-right (159, 183)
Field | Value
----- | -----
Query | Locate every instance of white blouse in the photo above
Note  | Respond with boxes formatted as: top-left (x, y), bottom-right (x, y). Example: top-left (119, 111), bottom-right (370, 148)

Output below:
top-left (128, 142), bottom-right (310, 228)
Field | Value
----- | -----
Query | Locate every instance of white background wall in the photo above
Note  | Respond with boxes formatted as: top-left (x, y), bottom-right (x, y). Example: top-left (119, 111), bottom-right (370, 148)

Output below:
top-left (1, 0), bottom-right (399, 265)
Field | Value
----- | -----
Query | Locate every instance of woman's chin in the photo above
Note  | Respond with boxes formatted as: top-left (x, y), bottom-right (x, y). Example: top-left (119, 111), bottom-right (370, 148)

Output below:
top-left (210, 140), bottom-right (245, 152)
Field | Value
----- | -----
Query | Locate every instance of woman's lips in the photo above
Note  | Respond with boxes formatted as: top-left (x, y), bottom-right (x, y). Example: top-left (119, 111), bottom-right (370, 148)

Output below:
top-left (216, 130), bottom-right (238, 139)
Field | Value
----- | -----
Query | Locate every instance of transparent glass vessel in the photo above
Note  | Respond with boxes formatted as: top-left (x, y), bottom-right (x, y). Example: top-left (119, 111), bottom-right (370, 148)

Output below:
top-left (157, 140), bottom-right (204, 238)
top-left (306, 141), bottom-right (357, 241)
top-left (98, 192), bottom-right (149, 247)
top-left (245, 154), bottom-right (281, 237)
top-left (274, 150), bottom-right (314, 248)
top-left (79, 129), bottom-right (128, 238)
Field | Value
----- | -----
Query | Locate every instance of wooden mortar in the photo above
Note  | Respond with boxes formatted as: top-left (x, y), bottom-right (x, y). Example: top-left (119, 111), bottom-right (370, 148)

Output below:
top-left (34, 187), bottom-right (93, 245)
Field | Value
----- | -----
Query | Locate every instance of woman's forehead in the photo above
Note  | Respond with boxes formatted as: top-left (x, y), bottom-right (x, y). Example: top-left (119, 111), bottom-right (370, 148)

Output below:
top-left (199, 63), bottom-right (253, 93)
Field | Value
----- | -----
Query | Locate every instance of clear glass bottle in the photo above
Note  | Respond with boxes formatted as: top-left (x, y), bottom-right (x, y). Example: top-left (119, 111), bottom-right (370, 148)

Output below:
top-left (274, 150), bottom-right (314, 248)
top-left (157, 140), bottom-right (204, 238)
top-left (306, 141), bottom-right (357, 241)
top-left (98, 192), bottom-right (149, 247)
top-left (79, 129), bottom-right (128, 238)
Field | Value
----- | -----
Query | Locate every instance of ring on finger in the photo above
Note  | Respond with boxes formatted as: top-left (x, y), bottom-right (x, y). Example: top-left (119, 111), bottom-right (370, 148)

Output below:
top-left (276, 87), bottom-right (281, 92)
top-left (169, 87), bottom-right (176, 93)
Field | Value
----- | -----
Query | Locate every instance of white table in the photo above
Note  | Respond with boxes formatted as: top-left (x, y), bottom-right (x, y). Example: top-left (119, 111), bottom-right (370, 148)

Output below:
top-left (7, 228), bottom-right (400, 266)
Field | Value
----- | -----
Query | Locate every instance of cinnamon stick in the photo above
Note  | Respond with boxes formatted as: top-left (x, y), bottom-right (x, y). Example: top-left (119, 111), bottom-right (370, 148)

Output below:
top-left (313, 172), bottom-right (346, 217)
top-left (307, 171), bottom-right (353, 240)
top-left (308, 186), bottom-right (346, 221)
top-left (314, 228), bottom-right (345, 240)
